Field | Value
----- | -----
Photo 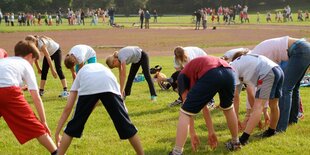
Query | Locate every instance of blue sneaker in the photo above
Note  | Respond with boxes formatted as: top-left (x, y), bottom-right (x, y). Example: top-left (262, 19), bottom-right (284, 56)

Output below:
top-left (151, 95), bottom-right (157, 101)
top-left (58, 91), bottom-right (69, 98)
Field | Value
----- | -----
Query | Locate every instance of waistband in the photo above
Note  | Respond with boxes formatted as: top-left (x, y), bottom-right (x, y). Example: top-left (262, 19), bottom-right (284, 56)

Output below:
top-left (288, 38), bottom-right (306, 52)
top-left (287, 38), bottom-right (307, 58)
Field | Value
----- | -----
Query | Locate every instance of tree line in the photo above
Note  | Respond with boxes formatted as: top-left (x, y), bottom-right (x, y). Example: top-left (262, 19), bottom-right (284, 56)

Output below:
top-left (0, 0), bottom-right (309, 15)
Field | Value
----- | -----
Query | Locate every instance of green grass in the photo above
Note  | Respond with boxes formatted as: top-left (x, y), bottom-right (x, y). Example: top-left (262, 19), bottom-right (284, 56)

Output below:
top-left (0, 56), bottom-right (309, 155)
top-left (0, 13), bottom-right (309, 33)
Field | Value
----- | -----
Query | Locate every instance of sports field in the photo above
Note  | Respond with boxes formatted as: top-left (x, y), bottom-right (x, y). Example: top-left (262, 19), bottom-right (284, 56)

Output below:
top-left (0, 16), bottom-right (309, 154)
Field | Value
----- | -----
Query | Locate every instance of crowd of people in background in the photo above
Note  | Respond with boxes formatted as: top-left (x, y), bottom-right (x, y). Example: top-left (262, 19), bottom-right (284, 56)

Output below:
top-left (0, 7), bottom-right (116, 27)
top-left (192, 4), bottom-right (309, 30)
top-left (0, 4), bottom-right (309, 29)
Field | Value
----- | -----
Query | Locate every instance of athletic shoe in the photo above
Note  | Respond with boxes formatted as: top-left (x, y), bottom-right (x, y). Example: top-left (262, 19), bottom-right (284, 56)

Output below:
top-left (39, 90), bottom-right (44, 96)
top-left (168, 99), bottom-right (182, 107)
top-left (298, 112), bottom-right (304, 119)
top-left (225, 141), bottom-right (241, 151)
top-left (151, 95), bottom-right (157, 102)
top-left (260, 129), bottom-right (276, 138)
top-left (58, 91), bottom-right (69, 98)
top-left (207, 99), bottom-right (216, 110)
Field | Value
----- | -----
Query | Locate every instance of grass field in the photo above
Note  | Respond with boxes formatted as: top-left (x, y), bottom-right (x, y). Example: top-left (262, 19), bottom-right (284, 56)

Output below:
top-left (0, 56), bottom-right (309, 155)
top-left (0, 9), bottom-right (310, 155)
top-left (0, 13), bottom-right (309, 33)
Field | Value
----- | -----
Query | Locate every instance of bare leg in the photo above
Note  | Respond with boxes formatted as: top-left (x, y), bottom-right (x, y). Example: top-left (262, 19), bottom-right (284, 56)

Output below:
top-left (58, 133), bottom-right (73, 155)
top-left (223, 108), bottom-right (239, 140)
top-left (40, 80), bottom-right (46, 90)
top-left (268, 99), bottom-right (279, 129)
top-left (174, 112), bottom-right (191, 154)
top-left (128, 134), bottom-right (144, 155)
top-left (244, 99), bottom-right (266, 134)
top-left (61, 79), bottom-right (67, 88)
top-left (36, 133), bottom-right (57, 153)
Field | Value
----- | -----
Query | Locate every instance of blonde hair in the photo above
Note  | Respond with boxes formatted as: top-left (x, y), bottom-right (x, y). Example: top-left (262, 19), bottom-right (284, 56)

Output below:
top-left (106, 51), bottom-right (119, 69)
top-left (25, 35), bottom-right (38, 43)
top-left (174, 46), bottom-right (188, 69)
top-left (231, 49), bottom-right (250, 61)
top-left (25, 35), bottom-right (53, 46)
top-left (64, 54), bottom-right (76, 69)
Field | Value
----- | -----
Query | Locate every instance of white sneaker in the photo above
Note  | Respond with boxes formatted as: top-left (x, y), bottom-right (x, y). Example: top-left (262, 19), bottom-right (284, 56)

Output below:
top-left (59, 91), bottom-right (69, 98)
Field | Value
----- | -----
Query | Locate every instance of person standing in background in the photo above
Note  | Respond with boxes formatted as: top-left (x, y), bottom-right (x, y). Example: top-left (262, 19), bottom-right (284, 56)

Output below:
top-left (139, 8), bottom-right (144, 29)
top-left (144, 10), bottom-right (151, 29)
top-left (153, 9), bottom-right (158, 23)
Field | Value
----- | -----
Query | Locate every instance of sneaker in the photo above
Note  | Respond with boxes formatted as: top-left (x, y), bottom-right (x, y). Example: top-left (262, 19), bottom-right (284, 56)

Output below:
top-left (168, 99), bottom-right (182, 107)
top-left (260, 129), bottom-right (276, 138)
top-left (225, 141), bottom-right (241, 151)
top-left (59, 91), bottom-right (69, 98)
top-left (298, 112), bottom-right (304, 119)
top-left (207, 99), bottom-right (215, 110)
top-left (151, 95), bottom-right (157, 102)
top-left (39, 90), bottom-right (44, 96)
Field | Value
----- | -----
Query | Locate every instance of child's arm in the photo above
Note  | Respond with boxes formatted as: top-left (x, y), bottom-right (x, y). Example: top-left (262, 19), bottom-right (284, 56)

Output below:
top-left (70, 67), bottom-right (76, 80)
top-left (34, 59), bottom-right (42, 74)
top-left (78, 62), bottom-right (84, 70)
top-left (29, 90), bottom-right (50, 135)
top-left (189, 117), bottom-right (200, 152)
top-left (246, 85), bottom-right (255, 108)
top-left (55, 91), bottom-right (78, 146)
top-left (41, 45), bottom-right (57, 78)
top-left (119, 62), bottom-right (127, 96)
top-left (233, 85), bottom-right (243, 129)
top-left (202, 107), bottom-right (218, 149)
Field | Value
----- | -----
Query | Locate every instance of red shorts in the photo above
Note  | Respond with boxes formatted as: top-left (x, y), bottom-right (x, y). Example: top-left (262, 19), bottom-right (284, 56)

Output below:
top-left (0, 86), bottom-right (47, 144)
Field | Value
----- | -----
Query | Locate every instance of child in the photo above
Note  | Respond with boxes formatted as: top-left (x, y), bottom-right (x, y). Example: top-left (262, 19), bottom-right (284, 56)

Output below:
top-left (173, 46), bottom-right (207, 71)
top-left (256, 12), bottom-right (260, 23)
top-left (0, 48), bottom-right (8, 58)
top-left (170, 46), bottom-right (208, 106)
top-left (106, 46), bottom-right (157, 101)
top-left (64, 44), bottom-right (97, 79)
top-left (230, 53), bottom-right (284, 145)
top-left (250, 36), bottom-right (310, 132)
top-left (266, 12), bottom-right (272, 23)
top-left (55, 63), bottom-right (144, 155)
top-left (222, 48), bottom-right (270, 130)
top-left (25, 35), bottom-right (68, 97)
top-left (150, 65), bottom-right (171, 90)
top-left (0, 40), bottom-right (57, 155)
top-left (169, 56), bottom-right (240, 155)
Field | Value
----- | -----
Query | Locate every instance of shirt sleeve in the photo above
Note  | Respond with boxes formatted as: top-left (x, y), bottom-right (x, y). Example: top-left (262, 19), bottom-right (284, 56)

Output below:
top-left (37, 39), bottom-right (44, 49)
top-left (70, 74), bottom-right (80, 91)
top-left (23, 63), bottom-right (38, 90)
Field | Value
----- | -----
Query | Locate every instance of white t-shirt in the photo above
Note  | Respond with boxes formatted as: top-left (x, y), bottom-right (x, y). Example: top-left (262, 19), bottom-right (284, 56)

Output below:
top-left (0, 57), bottom-right (38, 90)
top-left (69, 45), bottom-right (96, 64)
top-left (250, 36), bottom-right (289, 64)
top-left (174, 46), bottom-right (207, 68)
top-left (38, 37), bottom-right (60, 56)
top-left (118, 46), bottom-right (142, 64)
top-left (70, 63), bottom-right (121, 96)
top-left (230, 54), bottom-right (278, 86)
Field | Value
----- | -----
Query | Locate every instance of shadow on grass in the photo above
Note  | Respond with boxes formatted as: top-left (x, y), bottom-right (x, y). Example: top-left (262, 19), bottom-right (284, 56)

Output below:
top-left (129, 107), bottom-right (171, 117)
top-left (152, 135), bottom-right (231, 155)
